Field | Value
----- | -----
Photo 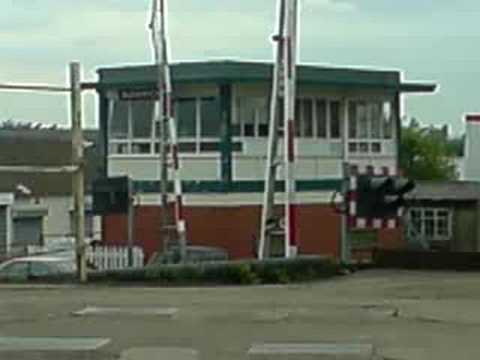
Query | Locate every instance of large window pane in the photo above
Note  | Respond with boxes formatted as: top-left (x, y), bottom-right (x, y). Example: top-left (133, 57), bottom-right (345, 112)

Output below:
top-left (131, 101), bottom-right (154, 138)
top-left (316, 100), bottom-right (327, 138)
top-left (177, 98), bottom-right (197, 138)
top-left (330, 101), bottom-right (341, 139)
top-left (425, 218), bottom-right (435, 238)
top-left (357, 102), bottom-right (369, 139)
top-left (110, 101), bottom-right (129, 139)
top-left (295, 99), bottom-right (301, 137)
top-left (257, 98), bottom-right (269, 137)
top-left (348, 102), bottom-right (357, 139)
top-left (370, 103), bottom-right (381, 139)
top-left (238, 98), bottom-right (256, 137)
top-left (303, 99), bottom-right (313, 138)
top-left (383, 101), bottom-right (394, 139)
top-left (237, 97), bottom-right (268, 137)
top-left (200, 98), bottom-right (221, 138)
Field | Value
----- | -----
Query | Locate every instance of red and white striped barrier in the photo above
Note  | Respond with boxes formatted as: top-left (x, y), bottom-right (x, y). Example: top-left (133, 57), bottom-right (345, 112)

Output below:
top-left (151, 0), bottom-right (187, 240)
top-left (283, 0), bottom-right (299, 257)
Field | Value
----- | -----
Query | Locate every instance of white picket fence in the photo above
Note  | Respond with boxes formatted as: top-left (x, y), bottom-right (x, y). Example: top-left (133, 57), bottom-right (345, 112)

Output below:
top-left (87, 246), bottom-right (145, 271)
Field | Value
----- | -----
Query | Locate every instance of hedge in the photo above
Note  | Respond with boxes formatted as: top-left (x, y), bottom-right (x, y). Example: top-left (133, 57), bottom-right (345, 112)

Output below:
top-left (374, 250), bottom-right (480, 271)
top-left (88, 256), bottom-right (339, 285)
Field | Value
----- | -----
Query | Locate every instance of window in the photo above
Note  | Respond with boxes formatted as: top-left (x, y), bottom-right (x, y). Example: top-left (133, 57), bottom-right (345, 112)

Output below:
top-left (30, 262), bottom-right (52, 277)
top-left (348, 100), bottom-right (395, 154)
top-left (382, 102), bottom-right (394, 139)
top-left (110, 101), bottom-right (129, 139)
top-left (316, 100), bottom-right (327, 138)
top-left (236, 97), bottom-right (342, 140)
top-left (131, 101), bottom-right (154, 138)
top-left (296, 99), bottom-right (314, 138)
top-left (408, 208), bottom-right (452, 241)
top-left (201, 98), bottom-right (221, 138)
top-left (177, 98), bottom-right (196, 138)
top-left (236, 97), bottom-right (268, 137)
top-left (108, 96), bottom-right (223, 155)
top-left (329, 101), bottom-right (341, 139)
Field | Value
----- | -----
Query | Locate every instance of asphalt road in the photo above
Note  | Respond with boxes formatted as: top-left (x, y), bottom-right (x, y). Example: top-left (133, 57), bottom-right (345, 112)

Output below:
top-left (1, 270), bottom-right (480, 359)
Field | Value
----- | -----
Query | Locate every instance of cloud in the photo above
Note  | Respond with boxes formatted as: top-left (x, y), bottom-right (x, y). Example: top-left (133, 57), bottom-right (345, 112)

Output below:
top-left (0, 0), bottom-right (478, 133)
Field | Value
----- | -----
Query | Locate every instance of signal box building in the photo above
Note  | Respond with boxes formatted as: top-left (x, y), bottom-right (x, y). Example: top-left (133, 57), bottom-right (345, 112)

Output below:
top-left (94, 60), bottom-right (436, 261)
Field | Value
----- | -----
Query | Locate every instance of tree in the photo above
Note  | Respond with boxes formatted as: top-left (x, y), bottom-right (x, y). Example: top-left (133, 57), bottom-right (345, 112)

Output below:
top-left (400, 118), bottom-right (457, 181)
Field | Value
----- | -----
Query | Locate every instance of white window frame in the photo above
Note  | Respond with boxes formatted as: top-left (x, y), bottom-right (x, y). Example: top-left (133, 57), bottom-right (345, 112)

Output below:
top-left (108, 96), bottom-right (221, 157)
top-left (234, 97), bottom-right (269, 138)
top-left (408, 207), bottom-right (453, 241)
top-left (108, 98), bottom-right (156, 156)
top-left (234, 96), bottom-right (343, 140)
top-left (346, 98), bottom-right (396, 156)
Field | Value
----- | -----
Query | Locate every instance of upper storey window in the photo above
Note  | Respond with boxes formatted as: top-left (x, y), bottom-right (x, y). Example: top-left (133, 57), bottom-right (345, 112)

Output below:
top-left (108, 96), bottom-right (222, 155)
top-left (348, 100), bottom-right (395, 155)
top-left (234, 97), bottom-right (342, 139)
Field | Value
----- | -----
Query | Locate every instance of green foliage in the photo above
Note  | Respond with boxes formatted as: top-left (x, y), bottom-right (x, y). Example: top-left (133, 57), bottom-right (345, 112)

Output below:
top-left (400, 119), bottom-right (457, 181)
top-left (89, 256), bottom-right (338, 286)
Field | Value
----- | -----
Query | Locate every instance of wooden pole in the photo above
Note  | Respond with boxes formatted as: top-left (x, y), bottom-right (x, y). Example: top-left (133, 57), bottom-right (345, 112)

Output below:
top-left (127, 178), bottom-right (134, 267)
top-left (70, 62), bottom-right (87, 283)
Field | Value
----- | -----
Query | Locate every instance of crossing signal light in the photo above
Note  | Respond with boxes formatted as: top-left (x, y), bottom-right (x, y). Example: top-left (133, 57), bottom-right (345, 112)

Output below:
top-left (356, 176), bottom-right (415, 218)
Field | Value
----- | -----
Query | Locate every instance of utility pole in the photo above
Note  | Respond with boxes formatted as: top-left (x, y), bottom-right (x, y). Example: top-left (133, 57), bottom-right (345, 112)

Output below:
top-left (259, 0), bottom-right (299, 260)
top-left (259, 0), bottom-right (286, 260)
top-left (70, 62), bottom-right (87, 283)
top-left (127, 177), bottom-right (135, 267)
top-left (0, 64), bottom-right (89, 280)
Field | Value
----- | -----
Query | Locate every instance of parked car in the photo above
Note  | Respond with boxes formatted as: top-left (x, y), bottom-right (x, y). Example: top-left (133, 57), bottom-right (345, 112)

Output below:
top-left (0, 257), bottom-right (76, 282)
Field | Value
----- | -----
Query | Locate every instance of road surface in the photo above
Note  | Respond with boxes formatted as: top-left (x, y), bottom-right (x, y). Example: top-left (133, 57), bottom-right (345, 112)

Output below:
top-left (1, 270), bottom-right (480, 359)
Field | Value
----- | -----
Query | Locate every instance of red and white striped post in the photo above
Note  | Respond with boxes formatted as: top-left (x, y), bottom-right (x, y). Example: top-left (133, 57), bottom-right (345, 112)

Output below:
top-left (283, 0), bottom-right (299, 258)
top-left (151, 0), bottom-right (187, 259)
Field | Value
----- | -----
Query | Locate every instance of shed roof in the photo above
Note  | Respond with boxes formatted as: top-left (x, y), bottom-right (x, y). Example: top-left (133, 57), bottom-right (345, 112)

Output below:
top-left (406, 181), bottom-right (480, 202)
top-left (97, 60), bottom-right (436, 93)
top-left (0, 129), bottom-right (100, 196)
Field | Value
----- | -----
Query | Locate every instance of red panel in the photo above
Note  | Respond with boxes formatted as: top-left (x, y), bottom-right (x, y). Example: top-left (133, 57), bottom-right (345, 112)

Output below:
top-left (287, 120), bottom-right (295, 162)
top-left (104, 204), bottom-right (342, 262)
top-left (378, 227), bottom-right (405, 250)
top-left (297, 205), bottom-right (341, 259)
top-left (289, 204), bottom-right (297, 247)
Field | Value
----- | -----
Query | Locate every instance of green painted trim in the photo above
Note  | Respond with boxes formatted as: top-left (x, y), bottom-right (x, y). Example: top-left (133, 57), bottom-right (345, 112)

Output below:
top-left (94, 80), bottom-right (433, 93)
top-left (99, 92), bottom-right (109, 179)
top-left (399, 83), bottom-right (437, 93)
top-left (96, 61), bottom-right (436, 94)
top-left (219, 84), bottom-right (233, 189)
top-left (133, 179), bottom-right (342, 194)
top-left (395, 92), bottom-right (401, 171)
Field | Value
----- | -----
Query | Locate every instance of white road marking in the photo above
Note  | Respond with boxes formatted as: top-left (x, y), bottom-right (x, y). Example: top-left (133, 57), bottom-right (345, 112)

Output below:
top-left (72, 306), bottom-right (178, 317)
top-left (248, 343), bottom-right (375, 359)
top-left (120, 347), bottom-right (199, 360)
top-left (0, 337), bottom-right (110, 351)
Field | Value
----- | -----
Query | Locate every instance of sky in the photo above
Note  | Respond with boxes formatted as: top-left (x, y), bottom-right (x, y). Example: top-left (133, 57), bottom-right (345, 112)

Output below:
top-left (1, 0), bottom-right (479, 135)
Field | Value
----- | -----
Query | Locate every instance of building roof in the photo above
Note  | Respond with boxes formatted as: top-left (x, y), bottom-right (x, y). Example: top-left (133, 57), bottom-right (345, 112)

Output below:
top-left (406, 181), bottom-right (480, 202)
top-left (0, 129), bottom-right (100, 196)
top-left (96, 60), bottom-right (436, 93)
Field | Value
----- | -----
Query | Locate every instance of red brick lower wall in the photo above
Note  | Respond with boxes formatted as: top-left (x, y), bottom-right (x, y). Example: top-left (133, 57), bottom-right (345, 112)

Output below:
top-left (103, 204), bottom-right (406, 262)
